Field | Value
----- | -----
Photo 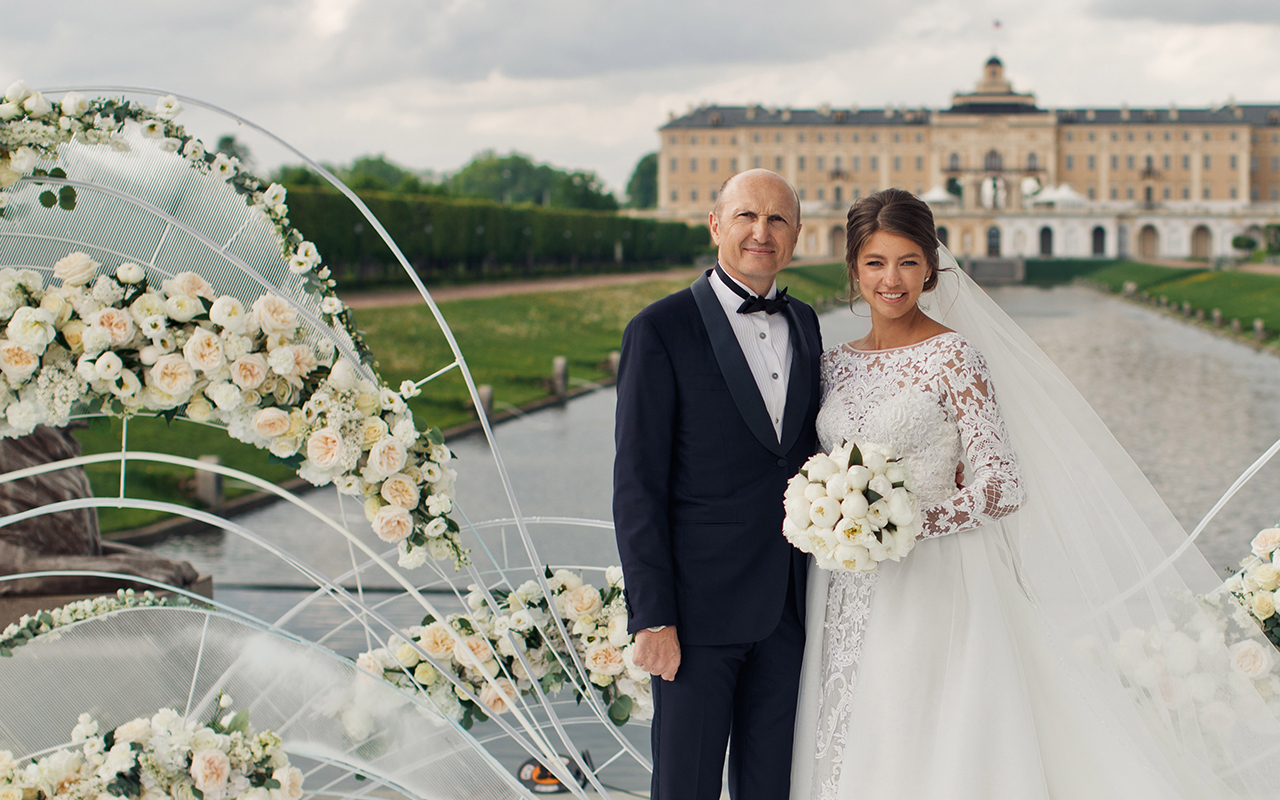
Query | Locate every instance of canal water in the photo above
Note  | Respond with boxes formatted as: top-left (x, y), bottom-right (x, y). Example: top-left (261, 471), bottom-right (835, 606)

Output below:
top-left (146, 282), bottom-right (1280, 791)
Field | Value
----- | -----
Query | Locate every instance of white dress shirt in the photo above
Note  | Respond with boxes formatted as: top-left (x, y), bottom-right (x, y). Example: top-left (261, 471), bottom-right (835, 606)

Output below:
top-left (710, 269), bottom-right (792, 441)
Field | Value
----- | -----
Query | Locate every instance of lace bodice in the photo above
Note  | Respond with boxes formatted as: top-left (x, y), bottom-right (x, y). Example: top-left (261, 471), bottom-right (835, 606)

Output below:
top-left (816, 331), bottom-right (1023, 538)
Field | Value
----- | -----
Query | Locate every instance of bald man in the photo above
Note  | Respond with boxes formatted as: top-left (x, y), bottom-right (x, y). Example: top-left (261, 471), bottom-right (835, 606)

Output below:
top-left (614, 170), bottom-right (821, 799)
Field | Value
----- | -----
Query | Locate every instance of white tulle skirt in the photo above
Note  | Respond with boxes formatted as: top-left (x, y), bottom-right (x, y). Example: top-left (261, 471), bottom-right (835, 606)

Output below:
top-left (790, 526), bottom-right (1193, 800)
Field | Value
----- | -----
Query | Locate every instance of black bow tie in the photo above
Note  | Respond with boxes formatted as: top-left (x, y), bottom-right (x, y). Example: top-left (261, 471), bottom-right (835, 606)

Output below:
top-left (715, 265), bottom-right (790, 315)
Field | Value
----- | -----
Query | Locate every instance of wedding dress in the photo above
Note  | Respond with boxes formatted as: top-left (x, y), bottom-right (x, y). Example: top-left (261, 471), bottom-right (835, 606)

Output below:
top-left (790, 253), bottom-right (1280, 799)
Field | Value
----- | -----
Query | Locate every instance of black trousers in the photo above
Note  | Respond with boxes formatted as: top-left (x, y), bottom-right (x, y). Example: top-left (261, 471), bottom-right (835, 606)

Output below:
top-left (649, 572), bottom-right (805, 800)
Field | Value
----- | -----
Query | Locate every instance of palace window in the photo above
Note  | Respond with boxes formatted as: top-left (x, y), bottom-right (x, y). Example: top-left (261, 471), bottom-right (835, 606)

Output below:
top-left (834, 133), bottom-right (842, 143)
top-left (983, 150), bottom-right (1003, 171)
top-left (1027, 152), bottom-right (1038, 170)
top-left (1231, 131), bottom-right (1238, 141)
top-left (1111, 132), bottom-right (1118, 141)
top-left (893, 133), bottom-right (901, 143)
top-left (669, 135), bottom-right (678, 144)
top-left (730, 136), bottom-right (738, 145)
top-left (1111, 155), bottom-right (1119, 170)
top-left (670, 189), bottom-right (678, 201)
top-left (1127, 187), bottom-right (1134, 199)
top-left (775, 156), bottom-right (783, 170)
top-left (1273, 156), bottom-right (1279, 172)
top-left (775, 133), bottom-right (782, 143)
top-left (690, 189), bottom-right (698, 201)
top-left (1164, 186), bottom-right (1171, 199)
top-left (1163, 154), bottom-right (1171, 170)
top-left (690, 158), bottom-right (697, 172)
top-left (1230, 155), bottom-right (1238, 169)
top-left (893, 156), bottom-right (901, 171)
top-left (949, 153), bottom-right (960, 170)
top-left (1204, 132), bottom-right (1212, 141)
top-left (753, 133), bottom-right (761, 143)
top-left (1203, 187), bottom-right (1211, 199)
top-left (853, 133), bottom-right (860, 143)
top-left (730, 158), bottom-right (738, 171)
top-left (1066, 132), bottom-right (1074, 142)
top-left (1088, 132), bottom-right (1096, 141)
top-left (798, 133), bottom-right (806, 143)
top-left (1273, 188), bottom-right (1279, 200)
top-left (1231, 186), bottom-right (1238, 199)
top-left (817, 134), bottom-right (824, 143)
top-left (1066, 155), bottom-right (1074, 170)
top-left (817, 188), bottom-right (825, 200)
top-left (1183, 186), bottom-right (1190, 199)
top-left (1251, 156), bottom-right (1258, 172)
top-left (1183, 154), bottom-right (1190, 169)
top-left (834, 186), bottom-right (843, 202)
top-left (871, 134), bottom-right (878, 143)
top-left (1255, 188), bottom-right (1261, 201)
top-left (710, 136), bottom-right (717, 145)
top-left (753, 156), bottom-right (762, 168)
top-left (916, 156), bottom-right (923, 171)
top-left (1164, 132), bottom-right (1171, 141)
top-left (1127, 155), bottom-right (1135, 169)
top-left (1088, 187), bottom-right (1096, 199)
top-left (798, 188), bottom-right (806, 200)
top-left (690, 136), bottom-right (697, 144)
top-left (710, 158), bottom-right (718, 172)
top-left (853, 156), bottom-right (861, 171)
top-left (798, 156), bottom-right (806, 171)
top-left (1127, 132), bottom-right (1134, 141)
top-left (1111, 187), bottom-right (1118, 199)
top-left (710, 189), bottom-right (717, 201)
top-left (1145, 155), bottom-right (1153, 170)
top-left (817, 156), bottom-right (825, 170)
top-left (1088, 155), bottom-right (1096, 170)
top-left (833, 156), bottom-right (842, 170)
top-left (1204, 154), bottom-right (1211, 169)
top-left (870, 156), bottom-right (879, 171)
top-left (916, 134), bottom-right (923, 142)
top-left (1146, 131), bottom-right (1153, 141)
top-left (670, 157), bottom-right (678, 172)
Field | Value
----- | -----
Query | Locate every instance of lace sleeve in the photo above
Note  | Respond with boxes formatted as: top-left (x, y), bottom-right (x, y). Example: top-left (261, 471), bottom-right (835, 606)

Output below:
top-left (820, 348), bottom-right (836, 406)
top-left (921, 340), bottom-right (1024, 538)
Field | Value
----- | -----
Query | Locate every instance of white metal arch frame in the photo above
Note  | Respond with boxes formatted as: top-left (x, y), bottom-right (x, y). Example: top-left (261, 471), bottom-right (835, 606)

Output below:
top-left (0, 85), bottom-right (648, 794)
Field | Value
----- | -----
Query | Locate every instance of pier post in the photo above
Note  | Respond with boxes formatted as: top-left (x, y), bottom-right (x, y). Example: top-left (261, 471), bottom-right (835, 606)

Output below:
top-left (1212, 309), bottom-right (1222, 327)
top-left (552, 356), bottom-right (569, 401)
top-left (607, 350), bottom-right (621, 377)
top-left (1255, 319), bottom-right (1267, 342)
top-left (1231, 319), bottom-right (1243, 334)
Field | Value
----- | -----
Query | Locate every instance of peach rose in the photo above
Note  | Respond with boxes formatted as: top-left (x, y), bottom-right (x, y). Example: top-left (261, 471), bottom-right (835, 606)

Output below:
top-left (372, 504), bottom-right (413, 543)
top-left (1253, 528), bottom-right (1280, 558)
top-left (253, 407), bottom-right (291, 439)
top-left (561, 584), bottom-right (603, 622)
top-left (361, 417), bottom-right (389, 449)
top-left (478, 677), bottom-right (518, 715)
top-left (368, 437), bottom-right (407, 477)
top-left (380, 473), bottom-right (421, 509)
top-left (583, 641), bottom-right (626, 677)
top-left (0, 340), bottom-right (38, 382)
top-left (1230, 639), bottom-right (1275, 679)
top-left (305, 427), bottom-right (343, 470)
top-left (417, 621), bottom-right (457, 660)
top-left (162, 271), bottom-right (214, 300)
top-left (229, 353), bottom-right (268, 389)
top-left (452, 634), bottom-right (493, 668)
top-left (188, 749), bottom-right (230, 793)
top-left (253, 294), bottom-right (298, 336)
top-left (88, 307), bottom-right (135, 347)
top-left (182, 327), bottom-right (225, 373)
top-left (148, 354), bottom-right (196, 396)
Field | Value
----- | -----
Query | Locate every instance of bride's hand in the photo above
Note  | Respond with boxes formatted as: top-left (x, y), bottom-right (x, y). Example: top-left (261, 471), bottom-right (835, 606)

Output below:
top-left (633, 626), bottom-right (681, 681)
top-left (955, 461), bottom-right (965, 488)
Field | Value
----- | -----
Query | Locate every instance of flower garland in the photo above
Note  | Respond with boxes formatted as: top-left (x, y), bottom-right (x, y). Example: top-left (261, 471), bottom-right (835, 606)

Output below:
top-left (0, 695), bottom-right (301, 800)
top-left (0, 81), bottom-right (465, 569)
top-left (0, 589), bottom-right (199, 658)
top-left (356, 567), bottom-right (652, 729)
top-left (1222, 525), bottom-right (1280, 650)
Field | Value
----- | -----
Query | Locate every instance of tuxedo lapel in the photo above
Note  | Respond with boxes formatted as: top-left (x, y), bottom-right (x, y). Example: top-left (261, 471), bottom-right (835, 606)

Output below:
top-left (690, 271), bottom-right (786, 457)
top-left (778, 302), bottom-right (812, 455)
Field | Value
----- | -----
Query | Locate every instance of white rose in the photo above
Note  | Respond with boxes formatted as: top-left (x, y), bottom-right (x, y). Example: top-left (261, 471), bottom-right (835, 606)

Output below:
top-left (509, 608), bottom-right (536, 632)
top-left (165, 294), bottom-right (203, 322)
top-left (0, 103), bottom-right (19, 123)
top-left (1230, 639), bottom-right (1275, 679)
top-left (253, 294), bottom-right (298, 336)
top-left (380, 473), bottom-right (421, 509)
top-left (802, 454), bottom-right (839, 483)
top-left (606, 565), bottom-right (625, 588)
top-left (6, 307), bottom-right (56, 349)
top-left (867, 474), bottom-right (894, 498)
top-left (372, 505), bottom-right (413, 543)
top-left (607, 615), bottom-right (632, 648)
top-left (148, 353), bottom-right (197, 397)
top-left (209, 296), bottom-right (247, 333)
top-left (478, 677), bottom-right (517, 715)
top-left (154, 95), bottom-right (182, 120)
top-left (261, 183), bottom-right (287, 207)
top-left (185, 396), bottom-right (215, 422)
top-left (369, 436), bottom-right (408, 477)
top-left (0, 341), bottom-right (38, 382)
top-left (93, 350), bottom-right (123, 381)
top-left (866, 499), bottom-right (890, 529)
top-left (562, 584), bottom-right (603, 621)
top-left (846, 464), bottom-right (873, 490)
top-left (205, 381), bottom-right (242, 411)
top-left (22, 92), bottom-right (52, 117)
top-left (130, 292), bottom-right (167, 324)
top-left (162, 271), bottom-right (214, 300)
top-left (81, 325), bottom-right (112, 356)
top-left (1248, 563), bottom-right (1280, 592)
top-left (328, 358), bottom-right (357, 391)
top-left (116, 262), bottom-right (145, 284)
top-left (229, 353), bottom-right (268, 389)
top-left (270, 766), bottom-right (304, 800)
top-left (824, 471), bottom-right (851, 500)
top-left (840, 492), bottom-right (869, 520)
top-left (89, 307), bottom-right (135, 346)
top-left (4, 80), bottom-right (31, 104)
top-left (320, 296), bottom-right (343, 314)
top-left (182, 327), bottom-right (225, 373)
top-left (887, 487), bottom-right (916, 527)
top-left (808, 496), bottom-right (841, 528)
top-left (306, 427), bottom-right (343, 470)
top-left (53, 251), bottom-right (98, 286)
top-left (1253, 528), bottom-right (1280, 557)
top-left (113, 718), bottom-right (151, 744)
top-left (1252, 591), bottom-right (1276, 621)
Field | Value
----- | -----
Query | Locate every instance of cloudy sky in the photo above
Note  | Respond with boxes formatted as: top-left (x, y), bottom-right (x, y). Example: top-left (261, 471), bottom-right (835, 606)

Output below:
top-left (4, 0), bottom-right (1280, 195)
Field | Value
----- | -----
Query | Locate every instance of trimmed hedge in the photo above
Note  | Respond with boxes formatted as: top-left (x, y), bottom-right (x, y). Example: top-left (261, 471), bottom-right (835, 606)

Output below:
top-left (283, 187), bottom-right (711, 288)
top-left (1022, 258), bottom-right (1115, 286)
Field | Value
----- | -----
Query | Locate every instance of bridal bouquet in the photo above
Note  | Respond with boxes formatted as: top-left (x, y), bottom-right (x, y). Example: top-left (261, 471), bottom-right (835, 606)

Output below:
top-left (782, 440), bottom-right (923, 573)
top-left (0, 695), bottom-right (301, 800)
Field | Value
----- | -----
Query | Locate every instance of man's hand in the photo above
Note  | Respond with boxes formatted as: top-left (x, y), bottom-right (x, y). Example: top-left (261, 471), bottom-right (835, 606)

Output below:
top-left (955, 461), bottom-right (965, 489)
top-left (632, 626), bottom-right (681, 682)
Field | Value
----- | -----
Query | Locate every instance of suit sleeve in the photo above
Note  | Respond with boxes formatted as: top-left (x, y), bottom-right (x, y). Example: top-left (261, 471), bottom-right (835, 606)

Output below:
top-left (612, 312), bottom-right (680, 633)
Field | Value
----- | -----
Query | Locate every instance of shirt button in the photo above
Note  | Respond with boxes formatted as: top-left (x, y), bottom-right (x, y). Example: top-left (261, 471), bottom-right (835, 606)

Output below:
top-left (759, 332), bottom-right (767, 339)
top-left (777, 458), bottom-right (788, 467)
top-left (771, 372), bottom-right (779, 379)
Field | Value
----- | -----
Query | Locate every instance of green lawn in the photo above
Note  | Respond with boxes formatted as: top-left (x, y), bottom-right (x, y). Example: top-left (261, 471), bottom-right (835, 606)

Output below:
top-left (77, 261), bottom-right (850, 533)
top-left (1083, 260), bottom-right (1205, 292)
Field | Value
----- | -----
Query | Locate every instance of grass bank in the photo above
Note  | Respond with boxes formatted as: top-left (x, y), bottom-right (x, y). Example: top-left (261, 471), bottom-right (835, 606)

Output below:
top-left (76, 262), bottom-right (848, 533)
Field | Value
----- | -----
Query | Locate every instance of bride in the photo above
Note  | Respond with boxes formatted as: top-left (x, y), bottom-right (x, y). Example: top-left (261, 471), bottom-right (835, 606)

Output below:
top-left (791, 189), bottom-right (1280, 799)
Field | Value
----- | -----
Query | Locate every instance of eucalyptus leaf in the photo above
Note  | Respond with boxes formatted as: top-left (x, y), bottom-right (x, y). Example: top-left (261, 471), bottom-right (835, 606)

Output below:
top-left (39, 190), bottom-right (56, 208)
top-left (608, 695), bottom-right (633, 726)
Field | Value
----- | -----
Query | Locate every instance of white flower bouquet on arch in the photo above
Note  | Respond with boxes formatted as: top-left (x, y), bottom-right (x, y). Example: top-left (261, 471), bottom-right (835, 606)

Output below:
top-left (782, 439), bottom-right (922, 573)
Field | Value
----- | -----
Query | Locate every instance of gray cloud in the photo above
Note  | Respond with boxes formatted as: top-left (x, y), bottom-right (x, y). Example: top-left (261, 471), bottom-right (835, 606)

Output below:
top-left (1092, 0), bottom-right (1280, 24)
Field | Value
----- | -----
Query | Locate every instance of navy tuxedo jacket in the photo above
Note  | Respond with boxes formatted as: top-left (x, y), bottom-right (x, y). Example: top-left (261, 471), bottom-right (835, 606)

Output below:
top-left (613, 269), bottom-right (822, 646)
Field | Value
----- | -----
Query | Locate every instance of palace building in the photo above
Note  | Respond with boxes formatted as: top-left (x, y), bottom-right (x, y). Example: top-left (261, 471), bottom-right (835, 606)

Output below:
top-left (655, 57), bottom-right (1280, 261)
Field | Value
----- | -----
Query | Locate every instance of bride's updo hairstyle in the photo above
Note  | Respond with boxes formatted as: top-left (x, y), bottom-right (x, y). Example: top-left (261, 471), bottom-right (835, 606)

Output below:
top-left (845, 188), bottom-right (946, 303)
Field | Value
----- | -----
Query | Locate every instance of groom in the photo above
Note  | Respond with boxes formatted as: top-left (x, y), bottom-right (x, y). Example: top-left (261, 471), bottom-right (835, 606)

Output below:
top-left (613, 169), bottom-right (821, 799)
